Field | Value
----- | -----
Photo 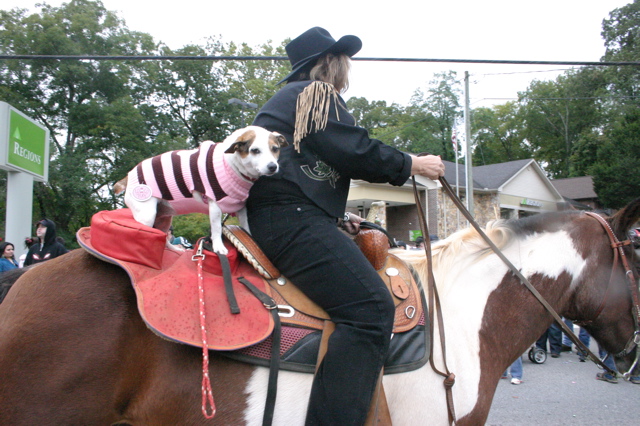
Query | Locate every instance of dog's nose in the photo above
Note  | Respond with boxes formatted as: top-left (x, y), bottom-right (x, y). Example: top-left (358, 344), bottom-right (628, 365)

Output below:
top-left (267, 163), bottom-right (278, 174)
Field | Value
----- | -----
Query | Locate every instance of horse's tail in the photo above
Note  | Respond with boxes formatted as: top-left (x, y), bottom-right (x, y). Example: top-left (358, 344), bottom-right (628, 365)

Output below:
top-left (0, 267), bottom-right (30, 304)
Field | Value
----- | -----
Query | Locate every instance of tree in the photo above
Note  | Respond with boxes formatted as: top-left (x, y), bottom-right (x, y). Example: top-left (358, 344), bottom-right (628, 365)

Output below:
top-left (0, 0), bottom-right (167, 241)
top-left (590, 109), bottom-right (640, 208)
top-left (221, 40), bottom-right (289, 126)
top-left (406, 71), bottom-right (462, 160)
top-left (0, 1), bottom-right (291, 242)
top-left (471, 102), bottom-right (532, 165)
top-left (516, 68), bottom-right (606, 178)
top-left (346, 97), bottom-right (406, 146)
top-left (593, 0), bottom-right (640, 206)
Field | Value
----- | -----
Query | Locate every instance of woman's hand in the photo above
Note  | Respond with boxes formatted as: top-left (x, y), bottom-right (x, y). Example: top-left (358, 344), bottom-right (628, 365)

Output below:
top-left (410, 155), bottom-right (445, 180)
top-left (341, 212), bottom-right (364, 235)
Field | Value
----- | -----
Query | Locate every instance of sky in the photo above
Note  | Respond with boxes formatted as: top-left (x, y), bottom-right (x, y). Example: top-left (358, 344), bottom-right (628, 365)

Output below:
top-left (2, 0), bottom-right (633, 108)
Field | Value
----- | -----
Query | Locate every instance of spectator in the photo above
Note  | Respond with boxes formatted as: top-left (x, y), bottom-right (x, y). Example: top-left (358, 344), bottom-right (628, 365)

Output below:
top-left (395, 240), bottom-right (408, 250)
top-left (561, 318), bottom-right (591, 361)
top-left (596, 345), bottom-right (619, 384)
top-left (19, 236), bottom-right (38, 267)
top-left (501, 355), bottom-right (524, 385)
top-left (536, 321), bottom-right (563, 358)
top-left (595, 346), bottom-right (640, 384)
top-left (413, 236), bottom-right (425, 250)
top-left (24, 219), bottom-right (68, 266)
top-left (0, 242), bottom-right (19, 272)
top-left (172, 236), bottom-right (193, 250)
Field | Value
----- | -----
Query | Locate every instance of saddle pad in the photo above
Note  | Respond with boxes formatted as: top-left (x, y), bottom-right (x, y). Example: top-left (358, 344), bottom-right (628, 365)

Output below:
top-left (225, 310), bottom-right (429, 375)
top-left (77, 210), bottom-right (274, 350)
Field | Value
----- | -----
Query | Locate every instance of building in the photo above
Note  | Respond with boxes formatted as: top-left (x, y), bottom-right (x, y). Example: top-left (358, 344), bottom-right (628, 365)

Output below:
top-left (550, 176), bottom-right (601, 211)
top-left (346, 158), bottom-right (564, 242)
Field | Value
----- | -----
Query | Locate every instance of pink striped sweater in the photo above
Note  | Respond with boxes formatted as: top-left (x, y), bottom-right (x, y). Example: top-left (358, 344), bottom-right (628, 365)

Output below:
top-left (127, 141), bottom-right (253, 215)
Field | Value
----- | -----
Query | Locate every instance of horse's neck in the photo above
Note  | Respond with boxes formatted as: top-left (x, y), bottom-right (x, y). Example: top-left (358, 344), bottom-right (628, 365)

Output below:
top-left (427, 230), bottom-right (580, 367)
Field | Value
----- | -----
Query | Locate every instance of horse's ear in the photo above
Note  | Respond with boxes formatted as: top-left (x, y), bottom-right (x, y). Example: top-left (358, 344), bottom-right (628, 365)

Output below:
top-left (608, 197), bottom-right (640, 237)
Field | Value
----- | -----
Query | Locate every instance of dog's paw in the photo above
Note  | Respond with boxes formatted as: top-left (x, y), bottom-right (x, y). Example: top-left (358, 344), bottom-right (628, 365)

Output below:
top-left (212, 239), bottom-right (228, 256)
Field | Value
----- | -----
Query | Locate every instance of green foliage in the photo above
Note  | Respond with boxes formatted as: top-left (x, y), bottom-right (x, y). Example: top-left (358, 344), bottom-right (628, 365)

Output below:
top-left (1, 0), bottom-right (638, 234)
top-left (171, 213), bottom-right (213, 244)
top-left (516, 68), bottom-right (607, 178)
top-left (471, 102), bottom-right (532, 165)
top-left (407, 71), bottom-right (462, 160)
top-left (590, 108), bottom-right (640, 208)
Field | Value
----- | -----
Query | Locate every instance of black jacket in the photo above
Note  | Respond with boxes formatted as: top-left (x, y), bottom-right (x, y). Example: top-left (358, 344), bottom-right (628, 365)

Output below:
top-left (249, 80), bottom-right (412, 218)
top-left (24, 219), bottom-right (68, 265)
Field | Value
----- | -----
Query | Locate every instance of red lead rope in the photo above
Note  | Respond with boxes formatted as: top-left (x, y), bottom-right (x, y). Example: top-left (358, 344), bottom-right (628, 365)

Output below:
top-left (195, 255), bottom-right (216, 419)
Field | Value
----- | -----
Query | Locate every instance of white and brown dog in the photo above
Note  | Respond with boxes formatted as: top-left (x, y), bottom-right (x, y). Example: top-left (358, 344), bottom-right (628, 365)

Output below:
top-left (114, 126), bottom-right (287, 255)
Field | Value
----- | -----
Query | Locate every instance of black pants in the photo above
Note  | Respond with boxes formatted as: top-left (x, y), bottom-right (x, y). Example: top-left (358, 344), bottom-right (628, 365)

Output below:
top-left (248, 202), bottom-right (394, 425)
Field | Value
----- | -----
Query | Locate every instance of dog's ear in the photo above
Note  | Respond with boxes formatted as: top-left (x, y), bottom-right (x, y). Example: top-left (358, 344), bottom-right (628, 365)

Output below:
top-left (225, 141), bottom-right (248, 154)
top-left (273, 132), bottom-right (289, 147)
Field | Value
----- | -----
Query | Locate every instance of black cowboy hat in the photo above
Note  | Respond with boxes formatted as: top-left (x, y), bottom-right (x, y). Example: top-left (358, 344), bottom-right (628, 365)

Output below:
top-left (278, 27), bottom-right (362, 84)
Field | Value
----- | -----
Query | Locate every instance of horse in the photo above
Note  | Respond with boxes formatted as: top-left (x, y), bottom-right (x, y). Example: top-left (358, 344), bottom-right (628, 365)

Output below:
top-left (1, 197), bottom-right (639, 425)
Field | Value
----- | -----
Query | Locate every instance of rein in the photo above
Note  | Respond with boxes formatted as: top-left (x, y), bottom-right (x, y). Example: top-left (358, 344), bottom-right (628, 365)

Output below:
top-left (411, 176), bottom-right (457, 425)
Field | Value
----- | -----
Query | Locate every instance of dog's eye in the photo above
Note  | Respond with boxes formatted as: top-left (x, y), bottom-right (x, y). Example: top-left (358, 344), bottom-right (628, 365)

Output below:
top-left (250, 148), bottom-right (261, 155)
top-left (271, 146), bottom-right (280, 154)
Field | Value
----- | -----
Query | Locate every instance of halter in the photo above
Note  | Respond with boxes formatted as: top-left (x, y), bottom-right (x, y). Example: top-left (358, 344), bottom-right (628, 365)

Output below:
top-left (581, 212), bottom-right (640, 380)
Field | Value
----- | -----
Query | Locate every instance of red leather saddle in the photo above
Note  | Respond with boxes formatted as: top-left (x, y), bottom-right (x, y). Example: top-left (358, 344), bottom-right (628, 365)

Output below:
top-left (77, 209), bottom-right (274, 350)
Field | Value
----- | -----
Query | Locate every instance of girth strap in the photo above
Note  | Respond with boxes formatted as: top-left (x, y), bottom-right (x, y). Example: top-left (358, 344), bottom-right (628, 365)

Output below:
top-left (219, 253), bottom-right (240, 314)
top-left (237, 277), bottom-right (281, 426)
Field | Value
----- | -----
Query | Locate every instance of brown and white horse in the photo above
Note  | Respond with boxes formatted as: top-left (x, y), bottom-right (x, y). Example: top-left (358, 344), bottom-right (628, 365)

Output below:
top-left (0, 198), bottom-right (639, 425)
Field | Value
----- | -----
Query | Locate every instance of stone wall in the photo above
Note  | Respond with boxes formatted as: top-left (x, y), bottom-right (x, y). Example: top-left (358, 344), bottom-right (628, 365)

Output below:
top-left (437, 192), bottom-right (501, 237)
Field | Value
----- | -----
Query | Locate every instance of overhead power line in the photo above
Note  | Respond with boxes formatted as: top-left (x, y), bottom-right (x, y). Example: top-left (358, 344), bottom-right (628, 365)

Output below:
top-left (0, 54), bottom-right (639, 67)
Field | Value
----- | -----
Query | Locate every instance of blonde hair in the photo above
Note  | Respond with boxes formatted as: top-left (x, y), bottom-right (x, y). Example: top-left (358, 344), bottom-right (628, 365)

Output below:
top-left (309, 53), bottom-right (351, 93)
top-left (291, 53), bottom-right (350, 152)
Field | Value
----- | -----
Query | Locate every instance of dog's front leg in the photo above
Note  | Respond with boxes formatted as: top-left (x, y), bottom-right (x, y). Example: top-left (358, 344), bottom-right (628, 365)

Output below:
top-left (236, 207), bottom-right (251, 234)
top-left (207, 200), bottom-right (228, 255)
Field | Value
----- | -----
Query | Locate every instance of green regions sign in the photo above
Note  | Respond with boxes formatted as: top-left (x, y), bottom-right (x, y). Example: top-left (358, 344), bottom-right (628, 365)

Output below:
top-left (0, 102), bottom-right (49, 181)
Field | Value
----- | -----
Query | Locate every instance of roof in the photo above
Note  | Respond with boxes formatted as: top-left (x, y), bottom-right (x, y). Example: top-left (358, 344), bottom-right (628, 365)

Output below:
top-left (550, 176), bottom-right (597, 200)
top-left (443, 159), bottom-right (535, 190)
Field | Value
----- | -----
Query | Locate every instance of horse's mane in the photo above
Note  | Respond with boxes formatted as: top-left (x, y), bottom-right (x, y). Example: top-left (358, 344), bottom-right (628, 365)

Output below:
top-left (396, 219), bottom-right (515, 289)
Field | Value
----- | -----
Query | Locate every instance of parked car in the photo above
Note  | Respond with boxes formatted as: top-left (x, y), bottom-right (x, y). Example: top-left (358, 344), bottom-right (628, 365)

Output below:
top-left (629, 228), bottom-right (640, 248)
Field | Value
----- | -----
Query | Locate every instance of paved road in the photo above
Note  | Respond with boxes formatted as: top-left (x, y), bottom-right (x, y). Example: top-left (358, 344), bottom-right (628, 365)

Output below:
top-left (486, 342), bottom-right (640, 425)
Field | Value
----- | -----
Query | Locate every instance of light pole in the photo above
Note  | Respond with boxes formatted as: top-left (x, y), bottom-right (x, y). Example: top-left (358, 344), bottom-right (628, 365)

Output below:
top-left (228, 98), bottom-right (258, 127)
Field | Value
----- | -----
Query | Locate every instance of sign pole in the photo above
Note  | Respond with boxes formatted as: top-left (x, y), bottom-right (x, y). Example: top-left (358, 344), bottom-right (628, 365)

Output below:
top-left (0, 102), bottom-right (50, 259)
top-left (5, 172), bottom-right (34, 258)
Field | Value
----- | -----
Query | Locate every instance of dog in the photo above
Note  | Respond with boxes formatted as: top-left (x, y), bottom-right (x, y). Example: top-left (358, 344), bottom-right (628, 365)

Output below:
top-left (114, 126), bottom-right (288, 255)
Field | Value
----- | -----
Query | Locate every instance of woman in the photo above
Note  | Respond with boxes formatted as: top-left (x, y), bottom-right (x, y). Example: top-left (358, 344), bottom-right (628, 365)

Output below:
top-left (247, 27), bottom-right (445, 425)
top-left (0, 242), bottom-right (19, 272)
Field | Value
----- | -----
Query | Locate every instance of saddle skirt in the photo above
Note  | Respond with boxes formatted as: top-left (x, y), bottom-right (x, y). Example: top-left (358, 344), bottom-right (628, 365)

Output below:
top-left (77, 209), bottom-right (274, 350)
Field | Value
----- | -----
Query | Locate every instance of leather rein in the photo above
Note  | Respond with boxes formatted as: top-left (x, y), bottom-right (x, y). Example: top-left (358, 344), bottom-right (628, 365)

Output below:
top-left (411, 173), bottom-right (639, 422)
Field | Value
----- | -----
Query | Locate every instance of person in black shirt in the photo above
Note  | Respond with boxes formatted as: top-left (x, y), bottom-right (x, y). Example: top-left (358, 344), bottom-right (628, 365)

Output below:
top-left (24, 219), bottom-right (68, 265)
top-left (247, 27), bottom-right (445, 425)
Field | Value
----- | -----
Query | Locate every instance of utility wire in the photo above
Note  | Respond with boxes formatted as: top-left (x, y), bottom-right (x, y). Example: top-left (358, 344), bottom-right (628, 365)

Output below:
top-left (0, 54), bottom-right (639, 67)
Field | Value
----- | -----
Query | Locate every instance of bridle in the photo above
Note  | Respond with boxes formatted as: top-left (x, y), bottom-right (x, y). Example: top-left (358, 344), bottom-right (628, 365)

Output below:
top-left (579, 212), bottom-right (640, 380)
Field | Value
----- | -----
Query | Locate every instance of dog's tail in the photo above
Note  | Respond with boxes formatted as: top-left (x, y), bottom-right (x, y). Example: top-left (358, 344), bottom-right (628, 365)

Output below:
top-left (114, 176), bottom-right (128, 195)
